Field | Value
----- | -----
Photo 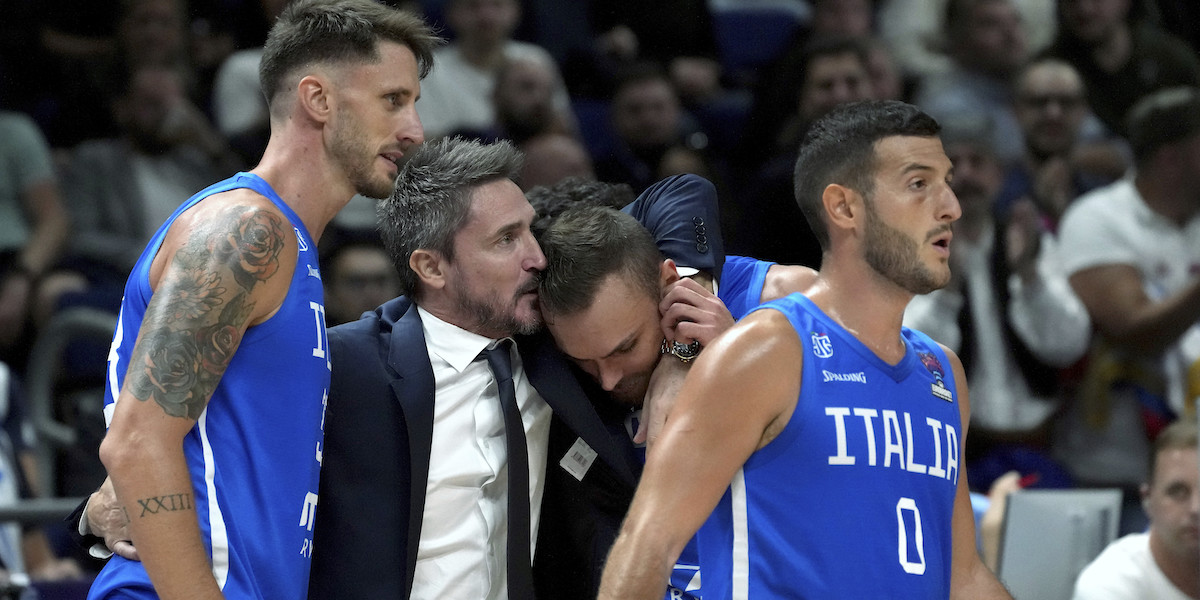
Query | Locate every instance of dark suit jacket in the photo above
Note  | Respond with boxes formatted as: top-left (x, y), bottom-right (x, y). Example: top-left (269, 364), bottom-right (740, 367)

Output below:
top-left (307, 173), bottom-right (724, 598)
top-left (307, 298), bottom-right (641, 599)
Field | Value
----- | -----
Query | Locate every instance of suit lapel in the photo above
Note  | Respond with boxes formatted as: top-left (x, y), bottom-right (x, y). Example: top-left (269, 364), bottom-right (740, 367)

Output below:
top-left (519, 333), bottom-right (638, 487)
top-left (384, 300), bottom-right (436, 596)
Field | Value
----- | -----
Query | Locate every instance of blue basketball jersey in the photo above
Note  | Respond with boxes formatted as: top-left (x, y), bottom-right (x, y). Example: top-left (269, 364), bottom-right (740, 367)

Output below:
top-left (697, 293), bottom-right (962, 599)
top-left (717, 255), bottom-right (775, 320)
top-left (89, 173), bottom-right (331, 600)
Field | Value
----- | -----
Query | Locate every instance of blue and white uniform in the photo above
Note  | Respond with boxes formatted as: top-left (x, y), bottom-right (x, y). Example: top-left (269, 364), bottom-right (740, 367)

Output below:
top-left (698, 293), bottom-right (962, 599)
top-left (718, 255), bottom-right (775, 320)
top-left (89, 174), bottom-right (331, 600)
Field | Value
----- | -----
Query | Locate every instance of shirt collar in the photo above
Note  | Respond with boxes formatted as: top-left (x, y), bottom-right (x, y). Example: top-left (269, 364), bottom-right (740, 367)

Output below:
top-left (417, 306), bottom-right (515, 372)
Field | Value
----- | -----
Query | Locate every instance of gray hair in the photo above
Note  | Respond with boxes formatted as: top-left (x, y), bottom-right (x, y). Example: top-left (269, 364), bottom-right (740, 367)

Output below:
top-left (378, 137), bottom-right (525, 298)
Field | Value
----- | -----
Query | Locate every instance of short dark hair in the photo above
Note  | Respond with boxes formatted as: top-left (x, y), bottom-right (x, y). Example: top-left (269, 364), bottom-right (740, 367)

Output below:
top-left (379, 137), bottom-right (524, 298)
top-left (1126, 86), bottom-right (1200, 167)
top-left (526, 177), bottom-right (634, 239)
top-left (1148, 420), bottom-right (1199, 484)
top-left (259, 0), bottom-right (440, 115)
top-left (793, 100), bottom-right (941, 250)
top-left (538, 206), bottom-right (662, 316)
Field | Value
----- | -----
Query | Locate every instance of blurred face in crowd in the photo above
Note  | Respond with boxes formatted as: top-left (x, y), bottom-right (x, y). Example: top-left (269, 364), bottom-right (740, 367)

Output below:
top-left (612, 77), bottom-right (681, 149)
top-left (811, 0), bottom-right (874, 38)
top-left (799, 51), bottom-right (873, 124)
top-left (447, 0), bottom-right (520, 50)
top-left (861, 136), bottom-right (960, 295)
top-left (495, 57), bottom-right (558, 139)
top-left (865, 42), bottom-right (904, 102)
top-left (545, 270), bottom-right (671, 406)
top-left (1058, 0), bottom-right (1130, 44)
top-left (953, 0), bottom-right (1027, 77)
top-left (117, 66), bottom-right (184, 152)
top-left (325, 245), bottom-right (402, 326)
top-left (518, 134), bottom-right (594, 191)
top-left (120, 0), bottom-right (186, 67)
top-left (944, 138), bottom-right (1003, 223)
top-left (1015, 61), bottom-right (1088, 159)
top-left (329, 42), bottom-right (425, 200)
top-left (1143, 446), bottom-right (1199, 564)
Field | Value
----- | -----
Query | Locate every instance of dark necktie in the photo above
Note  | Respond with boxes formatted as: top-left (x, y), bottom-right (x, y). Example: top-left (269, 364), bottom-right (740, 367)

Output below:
top-left (483, 340), bottom-right (534, 599)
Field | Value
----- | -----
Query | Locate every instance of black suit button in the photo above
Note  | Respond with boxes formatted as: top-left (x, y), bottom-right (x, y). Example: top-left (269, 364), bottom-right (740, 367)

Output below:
top-left (692, 216), bottom-right (704, 226)
top-left (697, 234), bottom-right (707, 244)
top-left (697, 243), bottom-right (709, 253)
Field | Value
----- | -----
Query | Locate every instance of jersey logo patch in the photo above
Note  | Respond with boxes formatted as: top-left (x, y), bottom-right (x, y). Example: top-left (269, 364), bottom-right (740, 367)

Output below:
top-left (307, 265), bottom-right (321, 280)
top-left (811, 332), bottom-right (834, 358)
top-left (918, 351), bottom-right (953, 402)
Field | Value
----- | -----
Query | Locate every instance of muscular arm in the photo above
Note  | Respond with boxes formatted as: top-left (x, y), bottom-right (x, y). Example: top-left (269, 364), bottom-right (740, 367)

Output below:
top-left (99, 196), bottom-right (293, 599)
top-left (598, 311), bottom-right (803, 599)
top-left (945, 346), bottom-right (1015, 600)
top-left (1069, 264), bottom-right (1200, 356)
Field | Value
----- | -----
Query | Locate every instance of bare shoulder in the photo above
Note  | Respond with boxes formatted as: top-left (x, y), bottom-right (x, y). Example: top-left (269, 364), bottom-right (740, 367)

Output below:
top-left (761, 264), bottom-right (820, 304)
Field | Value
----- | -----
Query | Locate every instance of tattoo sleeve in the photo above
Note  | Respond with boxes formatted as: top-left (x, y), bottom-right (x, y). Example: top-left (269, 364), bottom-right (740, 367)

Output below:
top-left (126, 206), bottom-right (287, 419)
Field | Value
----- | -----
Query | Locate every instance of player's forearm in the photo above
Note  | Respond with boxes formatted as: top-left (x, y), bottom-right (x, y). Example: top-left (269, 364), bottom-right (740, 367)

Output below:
top-left (101, 436), bottom-right (223, 599)
top-left (596, 526), bottom-right (678, 600)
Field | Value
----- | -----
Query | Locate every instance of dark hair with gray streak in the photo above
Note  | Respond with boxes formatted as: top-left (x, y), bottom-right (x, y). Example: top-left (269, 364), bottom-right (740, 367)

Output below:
top-left (259, 0), bottom-right (440, 115)
top-left (378, 137), bottom-right (525, 298)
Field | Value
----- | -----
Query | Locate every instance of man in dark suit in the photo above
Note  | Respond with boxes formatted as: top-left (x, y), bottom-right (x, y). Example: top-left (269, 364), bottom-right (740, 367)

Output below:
top-left (74, 139), bottom-right (723, 599)
top-left (310, 139), bottom-right (724, 599)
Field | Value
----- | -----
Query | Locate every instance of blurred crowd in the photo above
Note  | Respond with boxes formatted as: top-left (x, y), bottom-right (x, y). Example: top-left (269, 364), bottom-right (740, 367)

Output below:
top-left (0, 0), bottom-right (1197, 588)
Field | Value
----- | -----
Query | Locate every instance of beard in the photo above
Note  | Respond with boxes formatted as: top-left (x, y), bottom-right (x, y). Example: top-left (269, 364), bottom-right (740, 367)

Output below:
top-left (453, 275), bottom-right (543, 337)
top-left (862, 203), bottom-right (948, 295)
top-left (330, 106), bottom-right (395, 200)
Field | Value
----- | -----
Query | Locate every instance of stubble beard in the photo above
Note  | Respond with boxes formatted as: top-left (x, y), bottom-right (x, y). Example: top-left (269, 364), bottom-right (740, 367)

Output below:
top-left (862, 205), bottom-right (948, 295)
top-left (454, 280), bottom-right (543, 338)
top-left (331, 107), bottom-right (395, 200)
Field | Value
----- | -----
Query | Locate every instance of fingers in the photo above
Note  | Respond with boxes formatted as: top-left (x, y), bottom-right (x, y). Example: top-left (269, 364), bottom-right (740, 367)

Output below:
top-left (111, 539), bottom-right (140, 562)
top-left (659, 278), bottom-right (733, 345)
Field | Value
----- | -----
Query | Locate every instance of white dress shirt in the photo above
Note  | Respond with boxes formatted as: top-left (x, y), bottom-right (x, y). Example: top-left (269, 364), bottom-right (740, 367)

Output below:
top-left (410, 308), bottom-right (551, 600)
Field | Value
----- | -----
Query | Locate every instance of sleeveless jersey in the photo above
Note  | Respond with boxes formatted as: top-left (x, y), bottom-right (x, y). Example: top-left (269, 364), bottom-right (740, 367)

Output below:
top-left (718, 255), bottom-right (775, 320)
top-left (697, 293), bottom-right (962, 599)
top-left (89, 173), bottom-right (331, 600)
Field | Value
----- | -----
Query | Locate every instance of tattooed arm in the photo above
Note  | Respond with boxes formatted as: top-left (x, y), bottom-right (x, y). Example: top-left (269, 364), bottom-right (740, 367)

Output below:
top-left (99, 192), bottom-right (295, 600)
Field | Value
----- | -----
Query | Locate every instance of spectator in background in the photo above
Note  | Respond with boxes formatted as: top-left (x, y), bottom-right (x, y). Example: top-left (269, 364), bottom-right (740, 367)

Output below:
top-left (518, 133), bottom-right (595, 191)
top-left (996, 57), bottom-right (1121, 223)
top-left (1054, 87), bottom-right (1200, 534)
top-left (0, 111), bottom-right (70, 371)
top-left (417, 0), bottom-right (569, 140)
top-left (453, 55), bottom-right (577, 146)
top-left (319, 233), bottom-right (402, 327)
top-left (912, 0), bottom-right (1030, 165)
top-left (1043, 0), bottom-right (1200, 137)
top-left (593, 63), bottom-right (710, 194)
top-left (903, 116), bottom-right (1089, 492)
top-left (37, 0), bottom-right (194, 148)
top-left (48, 64), bottom-right (239, 319)
top-left (1071, 419), bottom-right (1198, 600)
top-left (731, 36), bottom-right (875, 268)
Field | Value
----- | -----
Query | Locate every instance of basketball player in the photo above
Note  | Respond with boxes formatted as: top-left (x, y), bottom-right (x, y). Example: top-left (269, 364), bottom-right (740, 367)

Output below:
top-left (84, 2), bottom-right (437, 598)
top-left (597, 100), bottom-right (1014, 599)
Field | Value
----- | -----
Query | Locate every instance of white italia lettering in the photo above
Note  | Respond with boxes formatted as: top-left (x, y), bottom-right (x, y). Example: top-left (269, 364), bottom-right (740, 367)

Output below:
top-left (310, 301), bottom-right (330, 370)
top-left (853, 408), bottom-right (879, 466)
top-left (925, 418), bottom-right (946, 478)
top-left (824, 406), bottom-right (956, 484)
top-left (903, 413), bottom-right (928, 474)
top-left (945, 424), bottom-right (959, 485)
top-left (882, 410), bottom-right (904, 469)
top-left (825, 407), bottom-right (855, 465)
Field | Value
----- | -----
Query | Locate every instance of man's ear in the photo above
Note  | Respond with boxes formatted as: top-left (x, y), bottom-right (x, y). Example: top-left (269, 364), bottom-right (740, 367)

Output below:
top-left (409, 249), bottom-right (447, 291)
top-left (297, 74), bottom-right (334, 124)
top-left (822, 183), bottom-right (862, 234)
top-left (659, 259), bottom-right (681, 287)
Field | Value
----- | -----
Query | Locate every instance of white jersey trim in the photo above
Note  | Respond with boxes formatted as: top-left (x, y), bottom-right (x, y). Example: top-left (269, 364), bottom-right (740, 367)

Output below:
top-left (199, 409), bottom-right (230, 588)
top-left (731, 468), bottom-right (749, 600)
